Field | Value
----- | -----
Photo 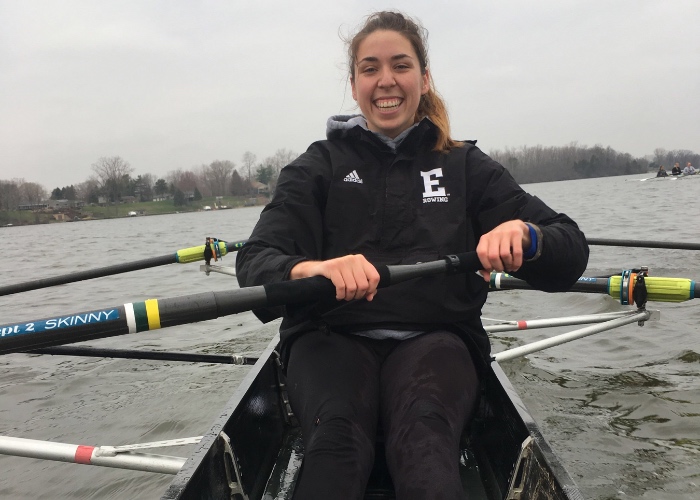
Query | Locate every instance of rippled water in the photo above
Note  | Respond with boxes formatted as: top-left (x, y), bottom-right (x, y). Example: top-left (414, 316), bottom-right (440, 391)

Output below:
top-left (1, 173), bottom-right (699, 499)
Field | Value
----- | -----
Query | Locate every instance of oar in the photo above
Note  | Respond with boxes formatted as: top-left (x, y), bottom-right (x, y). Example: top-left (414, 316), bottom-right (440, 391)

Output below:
top-left (490, 272), bottom-right (696, 303)
top-left (586, 238), bottom-right (700, 251)
top-left (0, 239), bottom-right (247, 297)
top-left (0, 252), bottom-right (481, 355)
top-left (25, 346), bottom-right (257, 365)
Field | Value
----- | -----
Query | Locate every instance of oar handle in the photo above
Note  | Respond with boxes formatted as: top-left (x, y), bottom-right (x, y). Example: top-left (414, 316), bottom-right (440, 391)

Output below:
top-left (263, 252), bottom-right (482, 307)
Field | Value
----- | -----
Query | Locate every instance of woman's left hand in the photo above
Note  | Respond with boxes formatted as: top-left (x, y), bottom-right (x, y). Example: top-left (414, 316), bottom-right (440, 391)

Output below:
top-left (476, 220), bottom-right (531, 281)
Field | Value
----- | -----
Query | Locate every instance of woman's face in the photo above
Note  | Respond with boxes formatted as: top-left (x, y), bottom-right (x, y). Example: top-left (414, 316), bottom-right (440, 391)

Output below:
top-left (351, 30), bottom-right (430, 139)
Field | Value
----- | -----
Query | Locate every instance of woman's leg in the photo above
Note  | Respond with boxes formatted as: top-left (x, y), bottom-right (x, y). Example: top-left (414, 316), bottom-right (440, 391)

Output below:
top-left (380, 331), bottom-right (479, 500)
top-left (286, 330), bottom-right (382, 500)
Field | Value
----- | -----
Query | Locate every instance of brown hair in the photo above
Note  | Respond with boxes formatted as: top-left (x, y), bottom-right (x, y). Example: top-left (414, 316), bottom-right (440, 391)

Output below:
top-left (347, 11), bottom-right (461, 152)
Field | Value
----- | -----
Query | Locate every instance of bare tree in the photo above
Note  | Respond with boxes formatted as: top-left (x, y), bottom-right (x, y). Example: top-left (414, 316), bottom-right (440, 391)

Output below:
top-left (241, 151), bottom-right (257, 184)
top-left (206, 160), bottom-right (235, 196)
top-left (0, 180), bottom-right (21, 210)
top-left (261, 148), bottom-right (297, 193)
top-left (19, 182), bottom-right (47, 204)
top-left (167, 169), bottom-right (199, 194)
top-left (91, 156), bottom-right (133, 202)
top-left (75, 177), bottom-right (101, 203)
top-left (653, 148), bottom-right (667, 166)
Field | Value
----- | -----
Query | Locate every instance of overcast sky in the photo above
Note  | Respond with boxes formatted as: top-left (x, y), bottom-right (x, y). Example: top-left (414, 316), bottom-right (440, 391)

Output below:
top-left (1, 0), bottom-right (698, 189)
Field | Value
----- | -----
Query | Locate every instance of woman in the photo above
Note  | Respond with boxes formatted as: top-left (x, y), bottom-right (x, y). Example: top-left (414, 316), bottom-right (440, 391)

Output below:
top-left (236, 11), bottom-right (588, 499)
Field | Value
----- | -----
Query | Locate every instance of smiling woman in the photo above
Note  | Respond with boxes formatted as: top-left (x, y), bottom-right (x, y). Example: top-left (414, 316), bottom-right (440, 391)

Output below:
top-left (235, 10), bottom-right (589, 500)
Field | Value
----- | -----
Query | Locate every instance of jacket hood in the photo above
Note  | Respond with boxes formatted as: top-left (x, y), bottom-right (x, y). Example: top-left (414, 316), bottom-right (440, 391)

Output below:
top-left (326, 114), bottom-right (367, 140)
top-left (326, 114), bottom-right (428, 151)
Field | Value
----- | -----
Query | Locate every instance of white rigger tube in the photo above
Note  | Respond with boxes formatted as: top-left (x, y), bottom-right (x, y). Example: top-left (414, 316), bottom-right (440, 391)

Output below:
top-left (0, 436), bottom-right (186, 474)
top-left (494, 310), bottom-right (651, 362)
top-left (484, 311), bottom-right (634, 333)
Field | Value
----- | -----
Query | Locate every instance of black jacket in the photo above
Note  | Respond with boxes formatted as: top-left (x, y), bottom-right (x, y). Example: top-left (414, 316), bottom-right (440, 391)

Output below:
top-left (236, 119), bottom-right (589, 360)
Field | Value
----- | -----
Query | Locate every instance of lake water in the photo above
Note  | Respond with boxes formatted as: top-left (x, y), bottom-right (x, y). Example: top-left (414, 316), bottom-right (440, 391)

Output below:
top-left (1, 173), bottom-right (699, 499)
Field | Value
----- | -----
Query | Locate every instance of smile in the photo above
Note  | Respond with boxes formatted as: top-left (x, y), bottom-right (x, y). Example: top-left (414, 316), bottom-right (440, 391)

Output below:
top-left (374, 98), bottom-right (402, 109)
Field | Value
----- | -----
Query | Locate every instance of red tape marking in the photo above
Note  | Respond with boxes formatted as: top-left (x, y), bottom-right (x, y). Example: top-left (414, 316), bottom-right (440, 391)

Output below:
top-left (74, 445), bottom-right (95, 464)
top-left (517, 321), bottom-right (527, 330)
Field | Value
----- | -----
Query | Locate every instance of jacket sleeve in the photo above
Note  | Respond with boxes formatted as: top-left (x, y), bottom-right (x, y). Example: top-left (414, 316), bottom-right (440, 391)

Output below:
top-left (468, 148), bottom-right (589, 292)
top-left (235, 143), bottom-right (330, 321)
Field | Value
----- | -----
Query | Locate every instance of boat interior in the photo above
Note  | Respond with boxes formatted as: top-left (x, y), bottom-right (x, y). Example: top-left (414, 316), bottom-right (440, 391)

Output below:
top-left (163, 338), bottom-right (581, 500)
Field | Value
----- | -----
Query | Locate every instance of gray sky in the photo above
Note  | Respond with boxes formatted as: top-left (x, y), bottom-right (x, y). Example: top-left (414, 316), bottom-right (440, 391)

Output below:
top-left (1, 0), bottom-right (698, 189)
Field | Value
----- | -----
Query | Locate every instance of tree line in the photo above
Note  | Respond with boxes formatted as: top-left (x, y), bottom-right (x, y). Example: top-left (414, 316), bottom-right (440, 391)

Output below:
top-left (2, 144), bottom-right (698, 211)
top-left (487, 143), bottom-right (699, 184)
top-left (0, 148), bottom-right (298, 210)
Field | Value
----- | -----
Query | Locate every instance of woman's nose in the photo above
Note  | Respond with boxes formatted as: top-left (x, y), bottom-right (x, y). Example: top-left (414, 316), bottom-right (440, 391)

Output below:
top-left (377, 69), bottom-right (396, 88)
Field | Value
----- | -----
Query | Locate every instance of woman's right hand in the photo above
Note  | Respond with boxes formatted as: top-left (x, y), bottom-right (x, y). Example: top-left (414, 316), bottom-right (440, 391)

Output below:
top-left (290, 255), bottom-right (380, 302)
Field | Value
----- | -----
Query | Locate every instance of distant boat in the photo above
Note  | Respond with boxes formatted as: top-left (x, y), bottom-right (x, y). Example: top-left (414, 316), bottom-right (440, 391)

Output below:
top-left (127, 211), bottom-right (138, 217)
top-left (203, 206), bottom-right (212, 211)
top-left (638, 174), bottom-right (698, 182)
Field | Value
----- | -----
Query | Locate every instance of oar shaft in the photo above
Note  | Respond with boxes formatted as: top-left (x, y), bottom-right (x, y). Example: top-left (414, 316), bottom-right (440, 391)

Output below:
top-left (26, 346), bottom-right (257, 365)
top-left (0, 288), bottom-right (268, 354)
top-left (587, 238), bottom-right (700, 251)
top-left (0, 254), bottom-right (175, 296)
top-left (0, 239), bottom-right (247, 297)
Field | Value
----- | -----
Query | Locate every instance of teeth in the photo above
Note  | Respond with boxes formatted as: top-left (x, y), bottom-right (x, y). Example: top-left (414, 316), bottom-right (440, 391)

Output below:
top-left (376, 99), bottom-right (401, 109)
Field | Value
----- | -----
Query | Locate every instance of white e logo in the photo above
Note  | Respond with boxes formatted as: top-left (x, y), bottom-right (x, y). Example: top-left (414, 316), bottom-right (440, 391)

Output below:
top-left (420, 168), bottom-right (446, 197)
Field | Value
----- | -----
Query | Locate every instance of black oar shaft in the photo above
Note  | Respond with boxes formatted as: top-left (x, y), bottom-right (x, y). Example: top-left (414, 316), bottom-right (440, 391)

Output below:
top-left (493, 274), bottom-right (610, 294)
top-left (26, 346), bottom-right (257, 365)
top-left (0, 239), bottom-right (247, 297)
top-left (0, 252), bottom-right (481, 355)
top-left (587, 238), bottom-right (700, 251)
top-left (0, 254), bottom-right (176, 296)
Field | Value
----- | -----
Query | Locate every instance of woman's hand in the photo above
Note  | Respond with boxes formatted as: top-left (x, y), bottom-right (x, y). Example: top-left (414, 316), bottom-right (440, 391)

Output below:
top-left (290, 254), bottom-right (380, 301)
top-left (476, 220), bottom-right (531, 281)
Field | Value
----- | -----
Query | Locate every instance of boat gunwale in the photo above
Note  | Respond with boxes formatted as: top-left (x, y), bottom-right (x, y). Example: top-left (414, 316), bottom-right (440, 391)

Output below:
top-left (161, 335), bottom-right (282, 499)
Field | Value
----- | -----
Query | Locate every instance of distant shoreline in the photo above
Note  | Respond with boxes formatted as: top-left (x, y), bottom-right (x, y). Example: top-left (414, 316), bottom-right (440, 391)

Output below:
top-left (0, 196), bottom-right (268, 227)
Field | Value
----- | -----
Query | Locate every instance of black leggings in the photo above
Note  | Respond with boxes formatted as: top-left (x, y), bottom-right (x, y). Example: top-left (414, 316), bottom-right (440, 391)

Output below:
top-left (286, 329), bottom-right (479, 500)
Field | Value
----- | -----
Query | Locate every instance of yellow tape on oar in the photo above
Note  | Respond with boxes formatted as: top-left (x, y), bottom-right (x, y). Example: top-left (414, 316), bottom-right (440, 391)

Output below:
top-left (608, 276), bottom-right (696, 303)
top-left (175, 242), bottom-right (228, 264)
top-left (145, 299), bottom-right (161, 329)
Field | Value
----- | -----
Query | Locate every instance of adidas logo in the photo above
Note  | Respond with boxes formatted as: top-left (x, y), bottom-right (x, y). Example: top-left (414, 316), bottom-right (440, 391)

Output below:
top-left (343, 170), bottom-right (363, 184)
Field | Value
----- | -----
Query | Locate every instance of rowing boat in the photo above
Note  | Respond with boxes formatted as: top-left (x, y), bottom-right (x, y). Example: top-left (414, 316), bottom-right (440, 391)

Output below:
top-left (1, 238), bottom-right (698, 498)
top-left (161, 335), bottom-right (582, 499)
top-left (638, 173), bottom-right (700, 181)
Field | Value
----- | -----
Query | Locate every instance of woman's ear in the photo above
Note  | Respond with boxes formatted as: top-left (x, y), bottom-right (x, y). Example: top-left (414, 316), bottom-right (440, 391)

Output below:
top-left (421, 68), bottom-right (431, 95)
top-left (350, 76), bottom-right (357, 101)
